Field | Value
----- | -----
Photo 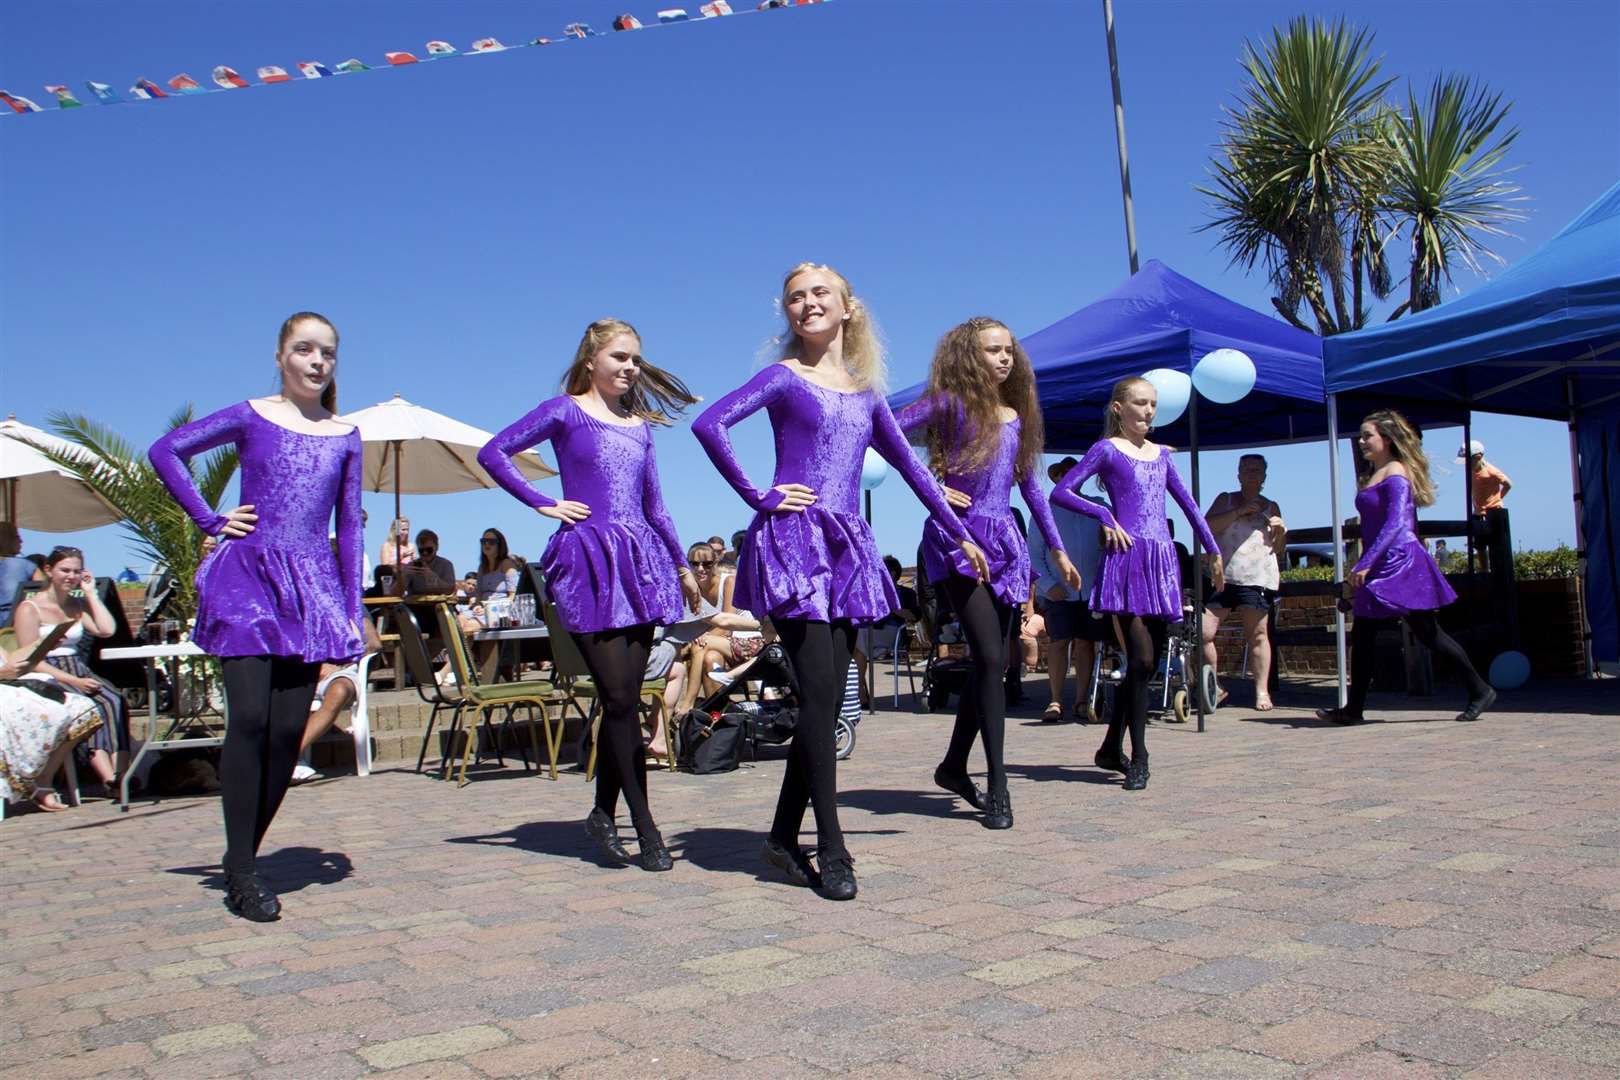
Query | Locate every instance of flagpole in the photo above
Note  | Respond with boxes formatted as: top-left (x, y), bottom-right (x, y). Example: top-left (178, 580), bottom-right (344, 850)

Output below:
top-left (1103, 0), bottom-right (1139, 275)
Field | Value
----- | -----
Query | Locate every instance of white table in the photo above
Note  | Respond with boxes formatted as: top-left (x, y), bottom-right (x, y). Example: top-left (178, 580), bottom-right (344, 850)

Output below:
top-left (101, 642), bottom-right (215, 811)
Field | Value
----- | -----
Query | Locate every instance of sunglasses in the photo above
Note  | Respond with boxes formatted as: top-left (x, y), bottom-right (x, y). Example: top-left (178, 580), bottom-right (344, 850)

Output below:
top-left (419, 547), bottom-right (436, 557)
top-left (50, 545), bottom-right (84, 558)
top-left (688, 558), bottom-right (715, 567)
top-left (481, 538), bottom-right (498, 544)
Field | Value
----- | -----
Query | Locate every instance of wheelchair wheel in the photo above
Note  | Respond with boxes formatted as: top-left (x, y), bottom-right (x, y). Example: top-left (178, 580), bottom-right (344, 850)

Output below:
top-left (1172, 688), bottom-right (1191, 724)
top-left (834, 717), bottom-right (856, 760)
top-left (1200, 665), bottom-right (1220, 714)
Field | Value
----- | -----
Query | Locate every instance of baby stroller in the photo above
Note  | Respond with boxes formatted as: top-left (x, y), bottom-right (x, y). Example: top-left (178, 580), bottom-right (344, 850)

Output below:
top-left (1086, 596), bottom-right (1219, 725)
top-left (685, 641), bottom-right (857, 762)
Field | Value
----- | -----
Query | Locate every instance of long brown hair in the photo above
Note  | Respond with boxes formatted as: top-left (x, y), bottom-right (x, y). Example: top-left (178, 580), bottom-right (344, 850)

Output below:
top-left (922, 317), bottom-right (1043, 482)
top-left (1359, 409), bottom-right (1437, 507)
top-left (773, 262), bottom-right (887, 392)
top-left (1102, 376), bottom-right (1153, 439)
top-left (277, 311), bottom-right (339, 413)
top-left (478, 527), bottom-right (510, 573)
top-left (561, 318), bottom-right (697, 426)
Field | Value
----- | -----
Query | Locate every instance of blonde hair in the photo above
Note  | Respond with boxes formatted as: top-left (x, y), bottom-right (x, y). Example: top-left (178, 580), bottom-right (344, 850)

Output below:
top-left (1359, 409), bottom-right (1437, 507)
top-left (774, 262), bottom-right (887, 392)
top-left (1102, 376), bottom-right (1153, 439)
top-left (922, 317), bottom-right (1044, 482)
top-left (561, 318), bottom-right (698, 426)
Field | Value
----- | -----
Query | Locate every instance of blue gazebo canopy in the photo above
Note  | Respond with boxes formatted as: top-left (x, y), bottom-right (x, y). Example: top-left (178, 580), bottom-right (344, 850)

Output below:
top-left (1324, 181), bottom-right (1620, 418)
top-left (890, 260), bottom-right (1327, 451)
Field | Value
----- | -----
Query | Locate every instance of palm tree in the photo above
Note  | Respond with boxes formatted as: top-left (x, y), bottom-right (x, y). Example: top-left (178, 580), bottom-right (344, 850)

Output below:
top-left (1384, 74), bottom-right (1523, 316)
top-left (31, 406), bottom-right (237, 624)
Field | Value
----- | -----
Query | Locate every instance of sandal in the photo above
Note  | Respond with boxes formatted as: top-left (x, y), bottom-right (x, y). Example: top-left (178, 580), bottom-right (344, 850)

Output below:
top-left (1041, 702), bottom-right (1065, 724)
top-left (32, 790), bottom-right (70, 813)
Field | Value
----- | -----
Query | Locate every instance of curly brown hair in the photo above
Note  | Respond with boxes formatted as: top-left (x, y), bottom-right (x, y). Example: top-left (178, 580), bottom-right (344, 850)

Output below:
top-left (1358, 409), bottom-right (1437, 507)
top-left (920, 317), bottom-right (1044, 482)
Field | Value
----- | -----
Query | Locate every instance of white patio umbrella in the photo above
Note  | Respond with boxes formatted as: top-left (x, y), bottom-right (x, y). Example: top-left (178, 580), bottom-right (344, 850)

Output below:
top-left (338, 395), bottom-right (557, 518)
top-left (0, 417), bottom-right (123, 532)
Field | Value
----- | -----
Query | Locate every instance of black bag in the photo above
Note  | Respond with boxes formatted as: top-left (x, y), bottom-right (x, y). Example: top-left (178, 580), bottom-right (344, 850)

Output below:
top-left (744, 704), bottom-right (798, 746)
top-left (677, 709), bottom-right (743, 774)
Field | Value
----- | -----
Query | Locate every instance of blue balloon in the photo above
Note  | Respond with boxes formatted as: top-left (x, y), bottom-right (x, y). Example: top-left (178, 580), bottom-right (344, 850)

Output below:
top-left (1140, 368), bottom-right (1191, 427)
top-left (1487, 650), bottom-right (1530, 690)
top-left (860, 447), bottom-right (889, 490)
top-left (1192, 348), bottom-right (1257, 404)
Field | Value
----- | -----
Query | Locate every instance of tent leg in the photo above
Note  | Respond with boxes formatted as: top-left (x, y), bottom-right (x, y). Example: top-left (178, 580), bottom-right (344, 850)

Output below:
top-left (1328, 395), bottom-right (1348, 709)
top-left (1190, 393), bottom-right (1205, 733)
top-left (1464, 411), bottom-right (1475, 578)
top-left (1569, 378), bottom-right (1594, 678)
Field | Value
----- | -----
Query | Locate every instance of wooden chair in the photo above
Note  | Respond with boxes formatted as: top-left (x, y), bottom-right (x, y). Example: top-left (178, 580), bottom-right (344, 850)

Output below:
top-left (434, 603), bottom-right (564, 786)
top-left (539, 601), bottom-right (673, 779)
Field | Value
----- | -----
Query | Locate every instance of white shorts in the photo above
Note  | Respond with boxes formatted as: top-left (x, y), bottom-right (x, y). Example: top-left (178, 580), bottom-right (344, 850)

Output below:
top-left (310, 664), bottom-right (359, 711)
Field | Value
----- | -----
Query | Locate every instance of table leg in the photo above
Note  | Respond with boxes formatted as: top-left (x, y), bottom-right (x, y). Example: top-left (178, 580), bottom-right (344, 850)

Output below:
top-left (120, 657), bottom-right (159, 811)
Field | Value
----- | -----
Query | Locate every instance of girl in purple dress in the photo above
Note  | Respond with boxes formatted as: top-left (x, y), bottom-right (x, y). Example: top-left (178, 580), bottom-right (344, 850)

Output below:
top-left (478, 319), bottom-right (700, 873)
top-left (149, 312), bottom-right (364, 922)
top-left (897, 318), bottom-right (1080, 830)
top-left (694, 263), bottom-right (988, 901)
top-left (1051, 377), bottom-right (1224, 792)
top-left (1317, 410), bottom-right (1495, 725)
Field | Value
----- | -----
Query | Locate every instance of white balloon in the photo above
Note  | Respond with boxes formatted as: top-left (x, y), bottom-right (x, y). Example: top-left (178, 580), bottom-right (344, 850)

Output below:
top-left (1140, 368), bottom-right (1191, 427)
top-left (1193, 348), bottom-right (1257, 404)
top-left (860, 446), bottom-right (889, 490)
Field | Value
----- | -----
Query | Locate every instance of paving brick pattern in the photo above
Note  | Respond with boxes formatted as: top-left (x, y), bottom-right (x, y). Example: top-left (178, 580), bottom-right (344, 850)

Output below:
top-left (3, 676), bottom-right (1617, 1078)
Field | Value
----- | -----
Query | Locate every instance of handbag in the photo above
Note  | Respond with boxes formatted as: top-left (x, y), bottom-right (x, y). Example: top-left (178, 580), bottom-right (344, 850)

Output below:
top-left (677, 709), bottom-right (743, 774)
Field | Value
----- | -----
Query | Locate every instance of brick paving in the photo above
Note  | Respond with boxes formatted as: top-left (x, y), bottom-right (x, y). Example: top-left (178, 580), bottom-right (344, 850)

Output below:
top-left (3, 675), bottom-right (1618, 1078)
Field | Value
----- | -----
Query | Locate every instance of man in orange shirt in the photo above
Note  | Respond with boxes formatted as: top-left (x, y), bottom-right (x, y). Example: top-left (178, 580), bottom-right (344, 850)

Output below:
top-left (1457, 440), bottom-right (1512, 514)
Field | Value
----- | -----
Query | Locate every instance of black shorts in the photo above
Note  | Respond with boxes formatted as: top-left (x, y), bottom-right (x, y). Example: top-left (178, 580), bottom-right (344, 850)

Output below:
top-left (1038, 598), bottom-right (1109, 642)
top-left (1208, 583), bottom-right (1277, 612)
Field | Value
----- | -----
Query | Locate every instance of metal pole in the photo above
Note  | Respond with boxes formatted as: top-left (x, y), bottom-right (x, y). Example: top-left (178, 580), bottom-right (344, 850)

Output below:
top-left (1190, 392), bottom-right (1205, 732)
top-left (1103, 0), bottom-right (1139, 274)
top-left (1327, 395), bottom-right (1348, 708)
top-left (865, 488), bottom-right (873, 526)
top-left (1568, 377), bottom-right (1594, 677)
top-left (393, 441), bottom-right (403, 521)
top-left (1463, 411), bottom-right (1475, 579)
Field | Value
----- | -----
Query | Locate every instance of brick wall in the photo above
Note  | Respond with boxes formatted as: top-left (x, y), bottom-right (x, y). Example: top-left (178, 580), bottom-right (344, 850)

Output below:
top-left (116, 584), bottom-right (146, 638)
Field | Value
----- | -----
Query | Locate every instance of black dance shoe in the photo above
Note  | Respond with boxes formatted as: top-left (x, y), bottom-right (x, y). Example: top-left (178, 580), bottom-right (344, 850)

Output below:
top-left (636, 829), bottom-right (673, 872)
top-left (1316, 707), bottom-right (1367, 725)
top-left (223, 870), bottom-right (281, 922)
top-left (1456, 688), bottom-right (1497, 723)
top-left (982, 785), bottom-right (1013, 830)
top-left (934, 765), bottom-right (985, 810)
top-left (584, 808), bottom-right (631, 864)
top-left (817, 848), bottom-right (858, 901)
top-left (762, 838), bottom-right (819, 888)
top-left (1122, 755), bottom-right (1150, 791)
top-left (1094, 746), bottom-right (1130, 774)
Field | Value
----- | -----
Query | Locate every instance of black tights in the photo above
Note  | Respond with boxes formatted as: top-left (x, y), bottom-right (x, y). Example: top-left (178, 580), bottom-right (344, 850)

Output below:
top-left (1100, 615), bottom-right (1161, 763)
top-left (939, 577), bottom-right (1015, 790)
top-left (572, 625), bottom-right (657, 837)
top-left (219, 656), bottom-right (320, 873)
top-left (1348, 612), bottom-right (1491, 715)
top-left (771, 618), bottom-right (855, 856)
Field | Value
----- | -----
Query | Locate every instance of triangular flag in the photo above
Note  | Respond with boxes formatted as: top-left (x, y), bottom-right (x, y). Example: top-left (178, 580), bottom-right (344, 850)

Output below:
top-left (212, 66), bottom-right (250, 89)
top-left (44, 85), bottom-right (83, 108)
top-left (85, 81), bottom-right (124, 104)
top-left (0, 90), bottom-right (42, 113)
top-left (613, 15), bottom-right (643, 30)
top-left (563, 23), bottom-right (596, 38)
top-left (425, 40), bottom-right (457, 57)
top-left (335, 58), bottom-right (370, 73)
top-left (167, 73), bottom-right (208, 95)
top-left (470, 37), bottom-right (505, 52)
top-left (257, 66), bottom-right (291, 83)
top-left (529, 37), bottom-right (553, 46)
top-left (132, 79), bottom-right (168, 98)
top-left (297, 62), bottom-right (332, 79)
top-left (659, 9), bottom-right (692, 22)
top-left (384, 52), bottom-right (419, 66)
top-left (701, 1), bottom-right (734, 13)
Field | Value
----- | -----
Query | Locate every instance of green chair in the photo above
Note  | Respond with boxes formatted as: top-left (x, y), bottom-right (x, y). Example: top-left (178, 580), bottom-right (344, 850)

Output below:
top-left (539, 600), bottom-right (673, 779)
top-left (433, 603), bottom-right (564, 786)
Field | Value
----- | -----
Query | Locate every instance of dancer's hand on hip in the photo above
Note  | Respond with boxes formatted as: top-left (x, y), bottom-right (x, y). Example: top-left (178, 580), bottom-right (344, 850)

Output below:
top-left (538, 500), bottom-right (591, 524)
top-left (770, 484), bottom-right (817, 512)
top-left (1102, 525), bottom-right (1133, 552)
top-left (942, 485), bottom-right (973, 510)
top-left (218, 504), bottom-right (257, 538)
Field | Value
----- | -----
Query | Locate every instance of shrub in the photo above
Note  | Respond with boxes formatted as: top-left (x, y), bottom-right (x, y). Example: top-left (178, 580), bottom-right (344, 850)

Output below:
top-left (1514, 544), bottom-right (1580, 580)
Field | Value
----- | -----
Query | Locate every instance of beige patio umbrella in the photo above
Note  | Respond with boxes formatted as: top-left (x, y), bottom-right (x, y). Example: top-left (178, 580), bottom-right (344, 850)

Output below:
top-left (338, 395), bottom-right (557, 518)
top-left (0, 417), bottom-right (123, 532)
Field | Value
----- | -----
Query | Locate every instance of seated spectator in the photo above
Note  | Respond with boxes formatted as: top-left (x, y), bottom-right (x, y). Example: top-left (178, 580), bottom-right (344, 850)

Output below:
top-left (293, 615), bottom-right (384, 781)
top-left (1, 645), bottom-right (104, 813)
top-left (1, 524), bottom-right (37, 626)
top-left (379, 516), bottom-right (416, 569)
top-left (475, 528), bottom-right (521, 599)
top-left (405, 529), bottom-right (457, 595)
top-left (12, 547), bottom-right (131, 792)
top-left (682, 544), bottom-right (767, 710)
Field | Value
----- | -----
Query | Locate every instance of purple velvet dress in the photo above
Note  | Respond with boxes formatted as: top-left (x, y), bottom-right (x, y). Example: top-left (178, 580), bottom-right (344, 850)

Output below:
top-left (1352, 475), bottom-right (1456, 619)
top-left (693, 365), bottom-right (969, 625)
top-left (477, 396), bottom-right (684, 634)
top-left (1050, 440), bottom-right (1217, 619)
top-left (896, 396), bottom-right (1066, 608)
top-left (148, 401), bottom-right (365, 663)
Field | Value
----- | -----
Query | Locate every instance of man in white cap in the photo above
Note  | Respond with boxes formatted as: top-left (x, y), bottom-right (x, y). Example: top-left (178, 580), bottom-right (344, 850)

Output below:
top-left (1457, 440), bottom-right (1512, 516)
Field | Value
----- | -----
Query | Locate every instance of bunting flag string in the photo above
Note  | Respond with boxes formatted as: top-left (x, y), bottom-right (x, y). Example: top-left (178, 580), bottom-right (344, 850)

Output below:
top-left (1, 1), bottom-right (825, 118)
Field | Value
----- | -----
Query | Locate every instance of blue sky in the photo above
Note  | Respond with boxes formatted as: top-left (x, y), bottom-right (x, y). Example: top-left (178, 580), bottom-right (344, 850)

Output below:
top-left (3, 0), bottom-right (1616, 580)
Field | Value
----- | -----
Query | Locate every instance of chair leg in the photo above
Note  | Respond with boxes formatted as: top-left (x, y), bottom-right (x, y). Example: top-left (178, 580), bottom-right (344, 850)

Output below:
top-left (416, 704), bottom-right (443, 774)
top-left (64, 752), bottom-right (82, 807)
top-left (539, 701), bottom-right (561, 781)
top-left (440, 705), bottom-right (466, 781)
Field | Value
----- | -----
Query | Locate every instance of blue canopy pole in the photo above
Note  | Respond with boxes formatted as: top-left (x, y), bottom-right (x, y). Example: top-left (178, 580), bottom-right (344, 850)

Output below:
top-left (1328, 394), bottom-right (1348, 708)
top-left (1190, 390), bottom-right (1205, 732)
